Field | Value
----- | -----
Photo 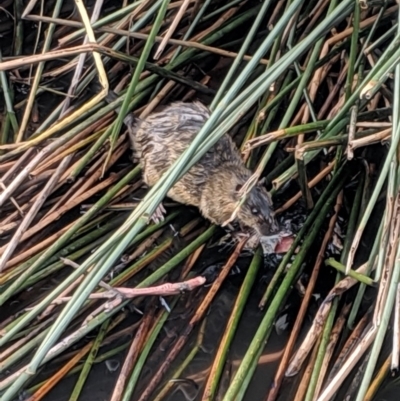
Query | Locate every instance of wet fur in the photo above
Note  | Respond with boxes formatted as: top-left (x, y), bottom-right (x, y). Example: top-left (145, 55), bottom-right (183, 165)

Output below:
top-left (128, 101), bottom-right (278, 236)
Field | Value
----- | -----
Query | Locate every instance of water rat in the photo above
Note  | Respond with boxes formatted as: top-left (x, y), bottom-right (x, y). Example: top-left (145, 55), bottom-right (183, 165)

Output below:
top-left (106, 93), bottom-right (280, 239)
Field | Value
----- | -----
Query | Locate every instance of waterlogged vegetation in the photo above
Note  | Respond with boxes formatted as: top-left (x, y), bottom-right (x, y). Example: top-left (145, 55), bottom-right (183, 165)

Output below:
top-left (0, 0), bottom-right (400, 400)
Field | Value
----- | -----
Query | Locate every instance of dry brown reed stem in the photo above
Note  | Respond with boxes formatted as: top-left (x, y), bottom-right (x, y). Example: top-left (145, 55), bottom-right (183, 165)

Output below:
top-left (105, 181), bottom-right (144, 208)
top-left (20, 0), bottom-right (40, 18)
top-left (364, 43), bottom-right (378, 71)
top-left (14, 181), bottom-right (47, 203)
top-left (122, 229), bottom-right (165, 264)
top-left (0, 161), bottom-right (15, 174)
top-left (274, 162), bottom-right (335, 214)
top-left (0, 319), bottom-right (54, 361)
top-left (47, 152), bottom-right (119, 217)
top-left (43, 272), bottom-right (127, 331)
top-left (126, 0), bottom-right (153, 29)
top-left (15, 170), bottom-right (56, 195)
top-left (348, 128), bottom-right (391, 153)
top-left (318, 4), bottom-right (398, 69)
top-left (38, 261), bottom-right (98, 320)
top-left (0, 312), bottom-right (125, 390)
top-left (13, 187), bottom-right (43, 207)
top-left (393, 283), bottom-right (400, 370)
top-left (267, 0), bottom-right (285, 28)
top-left (0, 182), bottom-right (24, 216)
top-left (316, 328), bottom-right (376, 401)
top-left (82, 270), bottom-right (206, 324)
top-left (96, 8), bottom-right (158, 52)
top-left (0, 218), bottom-right (76, 276)
top-left (356, 122), bottom-right (392, 128)
top-left (110, 309), bottom-right (154, 401)
top-left (364, 354), bottom-right (391, 401)
top-left (293, 336), bottom-right (323, 401)
top-left (282, 6), bottom-right (303, 50)
top-left (112, 241), bottom-right (176, 288)
top-left (2, 35), bottom-right (107, 158)
top-left (368, 92), bottom-right (383, 111)
top-left (181, 242), bottom-right (206, 278)
top-left (296, 109), bottom-right (309, 145)
top-left (299, 0), bottom-right (330, 39)
top-left (154, 0), bottom-right (192, 59)
top-left (31, 116), bottom-right (112, 176)
top-left (16, 15), bottom-right (271, 67)
top-left (326, 308), bottom-right (372, 383)
top-left (96, 323), bottom-right (140, 350)
top-left (0, 221), bottom-right (20, 237)
top-left (326, 80), bottom-right (359, 122)
top-left (25, 343), bottom-right (92, 401)
top-left (286, 261), bottom-right (370, 378)
top-left (0, 149), bottom-right (35, 182)
top-left (0, 155), bottom-right (72, 272)
top-left (61, 136), bottom-right (128, 202)
top-left (0, 167), bottom-right (129, 256)
top-left (188, 0), bottom-right (202, 19)
top-left (53, 277), bottom-right (207, 303)
top-left (0, 44), bottom-right (99, 71)
top-left (52, 258), bottom-right (136, 325)
top-left (318, 60), bottom-right (348, 119)
top-left (61, 258), bottom-right (120, 294)
top-left (266, 189), bottom-right (342, 401)
top-left (373, 192), bottom-right (400, 325)
top-left (32, 132), bottom-right (101, 174)
top-left (313, 303), bottom-right (351, 400)
top-left (305, 53), bottom-right (342, 124)
top-left (23, 313), bottom-right (127, 401)
top-left (81, 200), bottom-right (170, 211)
top-left (156, 3), bottom-right (249, 65)
top-left (0, 142), bottom-right (23, 151)
top-left (0, 127), bottom-right (98, 207)
top-left (0, 43), bottom-right (97, 71)
top-left (56, 0), bottom-right (195, 45)
top-left (140, 80), bottom-right (177, 118)
top-left (0, 202), bottom-right (30, 226)
top-left (61, 0), bottom-right (104, 115)
top-left (52, 321), bottom-right (139, 367)
top-left (291, 103), bottom-right (307, 130)
top-left (0, 307), bottom-right (28, 333)
top-left (136, 237), bottom-right (248, 401)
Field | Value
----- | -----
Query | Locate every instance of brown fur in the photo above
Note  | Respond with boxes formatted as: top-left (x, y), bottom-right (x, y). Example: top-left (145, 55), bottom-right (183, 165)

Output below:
top-left (129, 101), bottom-right (278, 236)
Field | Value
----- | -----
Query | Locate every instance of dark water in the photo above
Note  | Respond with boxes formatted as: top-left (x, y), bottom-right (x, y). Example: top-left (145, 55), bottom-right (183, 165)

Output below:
top-left (38, 278), bottom-right (292, 401)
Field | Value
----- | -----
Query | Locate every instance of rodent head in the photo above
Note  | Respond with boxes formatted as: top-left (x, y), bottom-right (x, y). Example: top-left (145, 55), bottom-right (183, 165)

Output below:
top-left (234, 180), bottom-right (279, 237)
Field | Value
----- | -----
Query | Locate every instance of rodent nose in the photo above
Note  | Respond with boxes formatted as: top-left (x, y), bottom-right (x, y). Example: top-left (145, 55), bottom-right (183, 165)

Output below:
top-left (271, 219), bottom-right (280, 233)
top-left (260, 218), bottom-right (280, 236)
top-left (268, 215), bottom-right (280, 233)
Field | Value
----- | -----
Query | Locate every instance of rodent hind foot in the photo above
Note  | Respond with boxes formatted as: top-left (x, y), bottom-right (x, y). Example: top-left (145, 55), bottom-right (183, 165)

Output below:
top-left (149, 203), bottom-right (167, 224)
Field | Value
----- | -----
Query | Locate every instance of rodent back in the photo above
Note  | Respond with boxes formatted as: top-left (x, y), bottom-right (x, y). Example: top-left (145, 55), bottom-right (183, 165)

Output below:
top-left (133, 101), bottom-right (244, 180)
top-left (135, 101), bottom-right (211, 146)
top-left (133, 102), bottom-right (211, 170)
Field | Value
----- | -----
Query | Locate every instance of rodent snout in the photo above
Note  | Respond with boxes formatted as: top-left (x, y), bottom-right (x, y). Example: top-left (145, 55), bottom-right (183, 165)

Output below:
top-left (257, 216), bottom-right (280, 236)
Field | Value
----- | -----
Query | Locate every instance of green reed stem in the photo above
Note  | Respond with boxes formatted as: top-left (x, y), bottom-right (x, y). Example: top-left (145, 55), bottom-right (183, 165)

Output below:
top-left (69, 319), bottom-right (111, 401)
top-left (223, 174), bottom-right (346, 401)
top-left (211, 0), bottom-right (274, 108)
top-left (325, 258), bottom-right (375, 286)
top-left (259, 162), bottom-right (346, 307)
top-left (203, 248), bottom-right (262, 400)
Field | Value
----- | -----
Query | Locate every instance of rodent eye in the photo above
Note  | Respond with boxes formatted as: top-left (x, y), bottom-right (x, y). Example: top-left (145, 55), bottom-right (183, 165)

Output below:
top-left (251, 208), bottom-right (259, 215)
